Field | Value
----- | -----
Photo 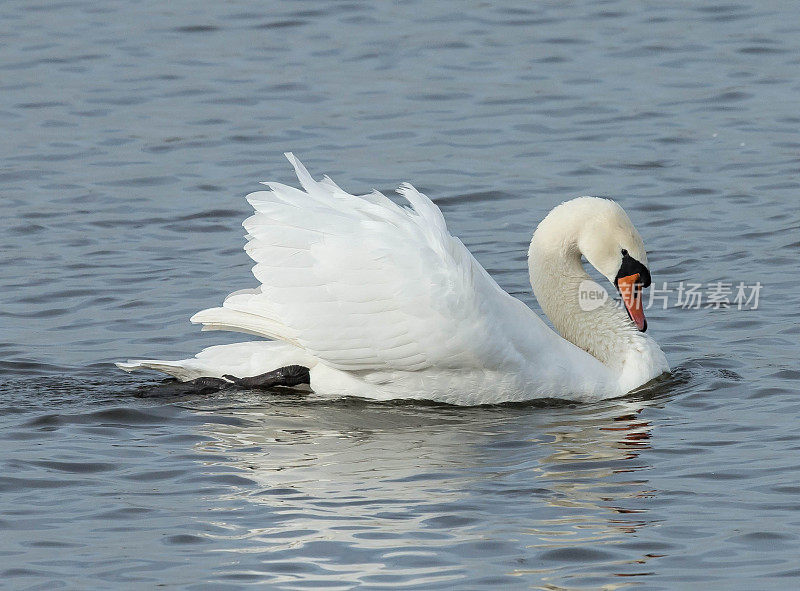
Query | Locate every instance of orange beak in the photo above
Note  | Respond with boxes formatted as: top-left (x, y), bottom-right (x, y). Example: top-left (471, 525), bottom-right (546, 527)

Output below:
top-left (616, 273), bottom-right (647, 332)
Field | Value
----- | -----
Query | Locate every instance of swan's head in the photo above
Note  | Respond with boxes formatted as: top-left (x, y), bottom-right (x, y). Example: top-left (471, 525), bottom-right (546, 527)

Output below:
top-left (575, 198), bottom-right (651, 332)
top-left (532, 196), bottom-right (652, 332)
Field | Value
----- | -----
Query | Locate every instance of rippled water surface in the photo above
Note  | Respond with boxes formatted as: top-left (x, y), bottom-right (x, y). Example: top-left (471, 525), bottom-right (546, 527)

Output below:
top-left (3, 1), bottom-right (800, 588)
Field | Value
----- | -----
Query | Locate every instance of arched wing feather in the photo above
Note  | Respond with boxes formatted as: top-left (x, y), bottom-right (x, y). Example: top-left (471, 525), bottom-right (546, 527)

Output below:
top-left (191, 154), bottom-right (522, 372)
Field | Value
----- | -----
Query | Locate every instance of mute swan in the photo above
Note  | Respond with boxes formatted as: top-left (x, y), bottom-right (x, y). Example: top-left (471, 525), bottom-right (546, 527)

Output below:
top-left (118, 153), bottom-right (669, 404)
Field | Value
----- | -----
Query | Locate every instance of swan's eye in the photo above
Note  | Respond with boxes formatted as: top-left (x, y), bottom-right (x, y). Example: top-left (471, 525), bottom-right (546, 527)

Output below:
top-left (621, 248), bottom-right (628, 256)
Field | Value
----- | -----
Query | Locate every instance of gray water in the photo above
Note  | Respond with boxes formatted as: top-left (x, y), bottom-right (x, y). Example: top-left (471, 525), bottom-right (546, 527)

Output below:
top-left (2, 0), bottom-right (800, 588)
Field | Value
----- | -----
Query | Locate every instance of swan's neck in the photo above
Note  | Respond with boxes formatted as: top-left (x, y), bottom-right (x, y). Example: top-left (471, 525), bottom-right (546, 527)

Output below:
top-left (528, 229), bottom-right (666, 391)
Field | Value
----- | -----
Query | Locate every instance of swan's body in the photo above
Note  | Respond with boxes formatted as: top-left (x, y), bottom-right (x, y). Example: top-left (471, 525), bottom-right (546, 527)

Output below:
top-left (118, 154), bottom-right (668, 404)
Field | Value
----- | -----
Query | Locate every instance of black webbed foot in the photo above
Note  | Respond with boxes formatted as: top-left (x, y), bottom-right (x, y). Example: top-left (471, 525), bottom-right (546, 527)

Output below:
top-left (223, 365), bottom-right (310, 390)
top-left (135, 376), bottom-right (230, 398)
top-left (190, 377), bottom-right (231, 390)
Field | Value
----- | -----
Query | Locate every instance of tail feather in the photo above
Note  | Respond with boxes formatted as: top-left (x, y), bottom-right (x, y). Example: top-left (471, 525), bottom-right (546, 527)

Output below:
top-left (116, 341), bottom-right (314, 382)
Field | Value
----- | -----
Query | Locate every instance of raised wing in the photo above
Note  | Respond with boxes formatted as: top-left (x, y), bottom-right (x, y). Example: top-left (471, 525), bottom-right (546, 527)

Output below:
top-left (191, 154), bottom-right (522, 372)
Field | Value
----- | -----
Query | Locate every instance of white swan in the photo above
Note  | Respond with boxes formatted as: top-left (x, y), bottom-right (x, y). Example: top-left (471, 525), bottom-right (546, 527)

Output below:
top-left (118, 154), bottom-right (669, 404)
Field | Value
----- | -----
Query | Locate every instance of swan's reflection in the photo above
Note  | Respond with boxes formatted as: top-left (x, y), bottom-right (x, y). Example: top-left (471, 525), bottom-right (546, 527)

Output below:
top-left (184, 393), bottom-right (664, 586)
